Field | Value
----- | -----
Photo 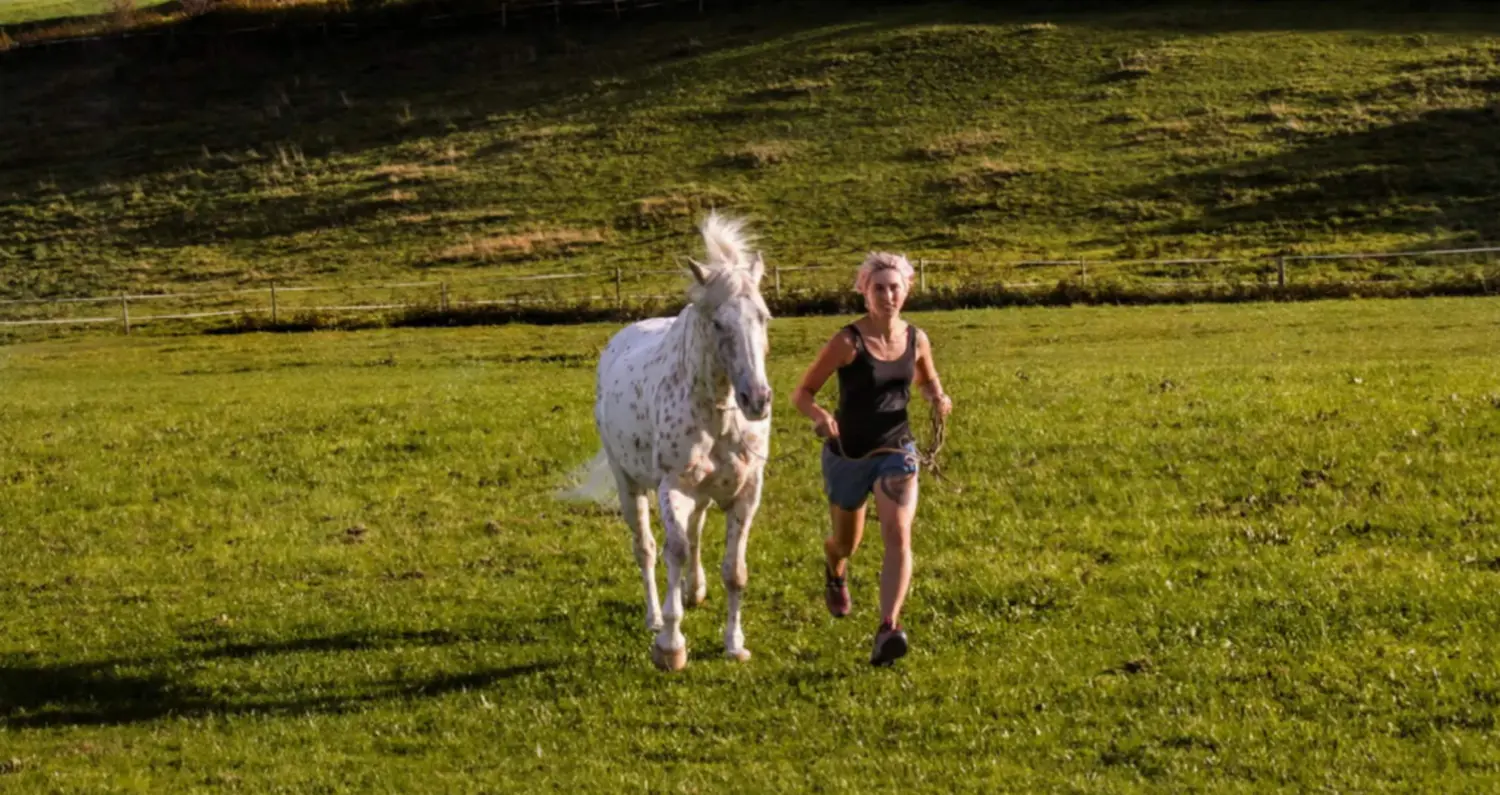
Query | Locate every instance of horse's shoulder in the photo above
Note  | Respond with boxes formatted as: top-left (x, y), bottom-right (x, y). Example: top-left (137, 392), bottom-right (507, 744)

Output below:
top-left (611, 314), bottom-right (670, 334)
top-left (632, 316), bottom-right (676, 332)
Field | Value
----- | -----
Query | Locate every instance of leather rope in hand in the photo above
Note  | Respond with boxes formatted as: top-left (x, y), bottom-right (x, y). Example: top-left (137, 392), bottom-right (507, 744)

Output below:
top-left (732, 402), bottom-right (955, 489)
top-left (828, 403), bottom-right (952, 486)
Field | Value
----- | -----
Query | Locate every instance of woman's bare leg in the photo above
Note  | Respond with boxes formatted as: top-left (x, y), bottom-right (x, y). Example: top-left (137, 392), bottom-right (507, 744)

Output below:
top-left (873, 473), bottom-right (919, 626)
top-left (824, 502), bottom-right (866, 576)
top-left (823, 502), bottom-right (864, 617)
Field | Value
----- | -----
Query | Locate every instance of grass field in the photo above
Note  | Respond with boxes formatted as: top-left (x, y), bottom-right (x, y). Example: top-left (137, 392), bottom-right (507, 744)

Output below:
top-left (0, 0), bottom-right (167, 27)
top-left (5, 1), bottom-right (1500, 304)
top-left (2, 297), bottom-right (1498, 790)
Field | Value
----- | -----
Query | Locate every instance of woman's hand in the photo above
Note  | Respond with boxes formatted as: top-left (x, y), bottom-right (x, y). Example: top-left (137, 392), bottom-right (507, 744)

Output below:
top-left (935, 393), bottom-right (954, 419)
top-left (814, 413), bottom-right (840, 439)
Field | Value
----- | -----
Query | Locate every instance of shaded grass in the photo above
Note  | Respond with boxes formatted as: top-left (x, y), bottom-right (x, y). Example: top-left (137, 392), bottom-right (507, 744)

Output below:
top-left (2, 298), bottom-right (1499, 789)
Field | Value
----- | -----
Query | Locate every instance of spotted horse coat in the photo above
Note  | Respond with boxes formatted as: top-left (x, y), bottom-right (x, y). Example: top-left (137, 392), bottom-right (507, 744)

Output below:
top-left (591, 213), bottom-right (773, 671)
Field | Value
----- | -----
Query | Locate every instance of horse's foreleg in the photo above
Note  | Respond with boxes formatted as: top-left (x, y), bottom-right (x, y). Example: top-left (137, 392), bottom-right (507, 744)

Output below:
top-left (683, 504), bottom-right (709, 609)
top-left (615, 473), bottom-right (662, 632)
top-left (652, 481), bottom-right (697, 671)
top-left (721, 473), bottom-right (762, 662)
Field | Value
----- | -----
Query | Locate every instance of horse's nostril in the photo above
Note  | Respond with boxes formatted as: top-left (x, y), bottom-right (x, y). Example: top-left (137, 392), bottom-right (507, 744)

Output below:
top-left (738, 387), bottom-right (771, 415)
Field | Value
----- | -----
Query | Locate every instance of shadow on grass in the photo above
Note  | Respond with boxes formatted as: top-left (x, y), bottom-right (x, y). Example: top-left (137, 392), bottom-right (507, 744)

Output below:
top-left (10, 0), bottom-right (1500, 198)
top-left (0, 627), bottom-right (558, 729)
top-left (0, 1), bottom-right (878, 198)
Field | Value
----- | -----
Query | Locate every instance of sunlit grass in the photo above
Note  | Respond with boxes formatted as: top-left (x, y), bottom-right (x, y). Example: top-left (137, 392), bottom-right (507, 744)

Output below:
top-left (1, 297), bottom-right (1497, 789)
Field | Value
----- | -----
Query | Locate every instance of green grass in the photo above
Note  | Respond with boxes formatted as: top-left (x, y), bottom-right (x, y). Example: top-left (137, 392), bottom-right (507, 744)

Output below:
top-left (3, 297), bottom-right (1499, 790)
top-left (0, 0), bottom-right (169, 26)
top-left (4, 1), bottom-right (1500, 304)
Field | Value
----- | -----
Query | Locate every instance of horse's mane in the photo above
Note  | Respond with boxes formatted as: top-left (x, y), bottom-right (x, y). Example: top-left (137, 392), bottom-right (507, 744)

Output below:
top-left (688, 211), bottom-right (759, 306)
top-left (699, 211), bottom-right (753, 270)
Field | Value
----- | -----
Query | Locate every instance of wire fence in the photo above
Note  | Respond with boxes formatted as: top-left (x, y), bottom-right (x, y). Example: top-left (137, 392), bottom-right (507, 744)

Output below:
top-left (3, 245), bottom-right (1497, 333)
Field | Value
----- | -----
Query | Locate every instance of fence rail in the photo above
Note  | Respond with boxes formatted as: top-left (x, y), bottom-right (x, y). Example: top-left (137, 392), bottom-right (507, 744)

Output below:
top-left (1279, 245), bottom-right (1500, 262)
top-left (2, 245), bottom-right (1496, 334)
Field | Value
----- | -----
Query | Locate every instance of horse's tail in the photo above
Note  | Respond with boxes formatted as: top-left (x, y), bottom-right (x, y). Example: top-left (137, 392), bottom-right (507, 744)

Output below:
top-left (556, 449), bottom-right (617, 506)
top-left (699, 210), bottom-right (753, 269)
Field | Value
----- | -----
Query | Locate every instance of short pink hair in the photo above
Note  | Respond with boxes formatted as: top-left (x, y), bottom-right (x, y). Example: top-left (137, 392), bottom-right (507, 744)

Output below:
top-left (853, 252), bottom-right (914, 293)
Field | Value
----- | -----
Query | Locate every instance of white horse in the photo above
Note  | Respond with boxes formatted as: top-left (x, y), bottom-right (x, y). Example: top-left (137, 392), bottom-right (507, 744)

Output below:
top-left (576, 213), bottom-right (772, 671)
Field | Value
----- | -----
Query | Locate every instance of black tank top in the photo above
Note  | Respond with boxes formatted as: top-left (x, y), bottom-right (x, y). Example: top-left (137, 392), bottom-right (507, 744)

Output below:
top-left (830, 323), bottom-right (917, 459)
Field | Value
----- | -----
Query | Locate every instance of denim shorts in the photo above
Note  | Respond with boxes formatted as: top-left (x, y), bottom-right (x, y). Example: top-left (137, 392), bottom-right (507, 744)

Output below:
top-left (820, 440), bottom-right (920, 511)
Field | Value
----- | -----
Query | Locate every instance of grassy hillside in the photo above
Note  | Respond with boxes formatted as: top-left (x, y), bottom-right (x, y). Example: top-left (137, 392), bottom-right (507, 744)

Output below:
top-left (0, 0), bottom-right (165, 26)
top-left (3, 298), bottom-right (1499, 789)
top-left (4, 1), bottom-right (1500, 301)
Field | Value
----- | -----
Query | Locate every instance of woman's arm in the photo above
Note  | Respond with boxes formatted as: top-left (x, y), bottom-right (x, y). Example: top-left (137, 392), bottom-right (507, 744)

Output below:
top-left (791, 330), bottom-right (857, 438)
top-left (913, 330), bottom-right (953, 417)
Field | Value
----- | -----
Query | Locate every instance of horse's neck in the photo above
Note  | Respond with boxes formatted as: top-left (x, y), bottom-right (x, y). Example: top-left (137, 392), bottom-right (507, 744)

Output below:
top-left (666, 304), bottom-right (731, 413)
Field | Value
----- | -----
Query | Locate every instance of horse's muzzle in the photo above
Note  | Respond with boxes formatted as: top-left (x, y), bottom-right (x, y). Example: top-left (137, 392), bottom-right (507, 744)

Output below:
top-left (737, 385), bottom-right (772, 420)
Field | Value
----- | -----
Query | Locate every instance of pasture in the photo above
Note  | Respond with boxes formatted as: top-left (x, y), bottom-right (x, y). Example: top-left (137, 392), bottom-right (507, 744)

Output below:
top-left (6, 1), bottom-right (1500, 302)
top-left (2, 296), bottom-right (1498, 790)
top-left (0, 0), bottom-right (166, 27)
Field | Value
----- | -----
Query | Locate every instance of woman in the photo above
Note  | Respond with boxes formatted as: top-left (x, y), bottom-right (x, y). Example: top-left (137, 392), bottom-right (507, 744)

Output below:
top-left (791, 252), bottom-right (954, 666)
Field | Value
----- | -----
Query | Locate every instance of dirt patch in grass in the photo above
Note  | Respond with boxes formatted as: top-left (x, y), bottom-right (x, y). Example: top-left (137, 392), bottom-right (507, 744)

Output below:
top-left (910, 129), bottom-right (1007, 160)
top-left (436, 227), bottom-right (607, 263)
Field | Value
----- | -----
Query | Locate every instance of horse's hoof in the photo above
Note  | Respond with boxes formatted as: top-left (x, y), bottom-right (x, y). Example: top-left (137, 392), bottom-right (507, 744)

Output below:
top-left (723, 648), bottom-right (751, 663)
top-left (683, 591), bottom-right (708, 610)
top-left (651, 642), bottom-right (688, 672)
top-left (646, 617), bottom-right (664, 632)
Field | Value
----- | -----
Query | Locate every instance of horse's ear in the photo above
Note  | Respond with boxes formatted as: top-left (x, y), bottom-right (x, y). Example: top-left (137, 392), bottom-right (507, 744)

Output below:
top-left (686, 258), bottom-right (709, 285)
top-left (748, 252), bottom-right (765, 285)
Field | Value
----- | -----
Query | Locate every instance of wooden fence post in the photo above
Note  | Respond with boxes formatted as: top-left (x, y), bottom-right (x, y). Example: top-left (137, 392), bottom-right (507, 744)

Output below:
top-left (773, 264), bottom-right (781, 297)
top-left (614, 267), bottom-right (623, 306)
top-left (918, 258), bottom-right (927, 293)
top-left (1079, 258), bottom-right (1088, 285)
top-left (1277, 257), bottom-right (1287, 289)
top-left (270, 282), bottom-right (279, 323)
top-left (120, 293), bottom-right (130, 335)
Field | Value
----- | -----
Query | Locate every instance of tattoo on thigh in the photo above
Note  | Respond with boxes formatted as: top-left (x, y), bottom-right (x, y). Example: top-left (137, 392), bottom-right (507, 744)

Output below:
top-left (877, 474), bottom-right (916, 506)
